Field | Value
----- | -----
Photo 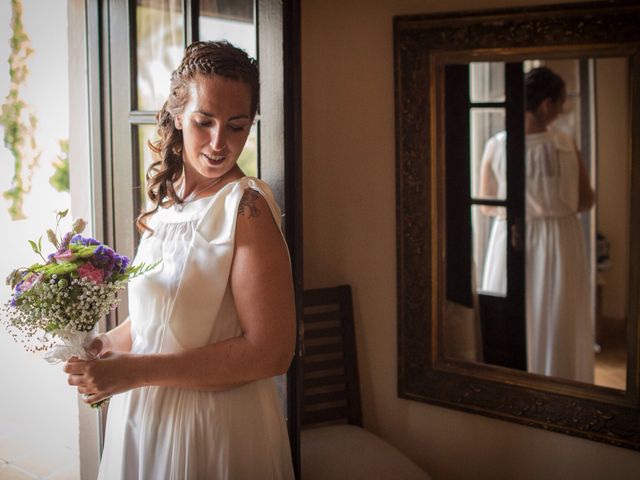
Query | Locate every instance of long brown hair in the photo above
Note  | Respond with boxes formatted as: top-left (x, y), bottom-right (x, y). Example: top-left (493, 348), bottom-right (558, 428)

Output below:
top-left (136, 41), bottom-right (259, 234)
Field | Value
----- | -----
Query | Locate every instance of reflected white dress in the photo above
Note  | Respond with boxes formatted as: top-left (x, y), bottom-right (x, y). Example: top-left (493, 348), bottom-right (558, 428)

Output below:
top-left (480, 131), bottom-right (594, 382)
top-left (98, 177), bottom-right (294, 480)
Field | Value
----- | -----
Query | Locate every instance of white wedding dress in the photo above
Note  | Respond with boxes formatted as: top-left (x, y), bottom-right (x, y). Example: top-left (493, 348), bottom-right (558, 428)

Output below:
top-left (480, 131), bottom-right (594, 383)
top-left (98, 177), bottom-right (294, 479)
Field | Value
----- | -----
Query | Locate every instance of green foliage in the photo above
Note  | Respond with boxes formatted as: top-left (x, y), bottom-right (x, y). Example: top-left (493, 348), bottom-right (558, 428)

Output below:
top-left (237, 130), bottom-right (258, 177)
top-left (111, 259), bottom-right (161, 282)
top-left (0, 0), bottom-right (40, 220)
top-left (32, 261), bottom-right (78, 277)
top-left (237, 148), bottom-right (257, 177)
top-left (49, 138), bottom-right (69, 192)
top-left (68, 244), bottom-right (99, 259)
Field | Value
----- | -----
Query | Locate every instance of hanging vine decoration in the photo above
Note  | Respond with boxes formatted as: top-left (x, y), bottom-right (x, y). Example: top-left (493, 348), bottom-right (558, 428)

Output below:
top-left (0, 0), bottom-right (41, 220)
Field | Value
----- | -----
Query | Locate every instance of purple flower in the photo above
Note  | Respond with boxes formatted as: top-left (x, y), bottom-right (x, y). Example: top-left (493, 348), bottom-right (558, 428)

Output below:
top-left (71, 235), bottom-right (100, 246)
top-left (17, 274), bottom-right (38, 292)
top-left (11, 273), bottom-right (40, 305)
top-left (59, 231), bottom-right (75, 250)
top-left (91, 245), bottom-right (130, 278)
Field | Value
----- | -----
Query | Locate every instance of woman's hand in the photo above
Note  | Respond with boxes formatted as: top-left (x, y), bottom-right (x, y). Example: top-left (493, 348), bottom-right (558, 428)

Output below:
top-left (84, 334), bottom-right (114, 359)
top-left (64, 352), bottom-right (136, 405)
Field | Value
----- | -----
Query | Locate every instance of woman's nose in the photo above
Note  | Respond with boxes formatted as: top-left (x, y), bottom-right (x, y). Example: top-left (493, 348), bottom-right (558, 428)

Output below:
top-left (209, 125), bottom-right (226, 151)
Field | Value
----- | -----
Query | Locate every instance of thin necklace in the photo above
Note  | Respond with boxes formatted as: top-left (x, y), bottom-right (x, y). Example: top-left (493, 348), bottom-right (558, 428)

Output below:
top-left (179, 170), bottom-right (230, 206)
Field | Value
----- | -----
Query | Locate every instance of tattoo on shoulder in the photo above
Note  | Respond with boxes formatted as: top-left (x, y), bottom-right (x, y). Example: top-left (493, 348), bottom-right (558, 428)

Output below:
top-left (238, 189), bottom-right (261, 218)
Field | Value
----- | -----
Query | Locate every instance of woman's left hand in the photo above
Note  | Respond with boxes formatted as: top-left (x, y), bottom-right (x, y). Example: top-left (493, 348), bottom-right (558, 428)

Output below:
top-left (64, 352), bottom-right (135, 405)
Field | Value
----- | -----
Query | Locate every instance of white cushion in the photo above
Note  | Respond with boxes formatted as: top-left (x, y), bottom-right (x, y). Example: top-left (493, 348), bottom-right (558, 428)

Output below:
top-left (301, 425), bottom-right (430, 480)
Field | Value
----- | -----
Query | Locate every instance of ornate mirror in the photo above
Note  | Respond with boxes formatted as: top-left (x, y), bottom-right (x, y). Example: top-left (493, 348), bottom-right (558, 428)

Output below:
top-left (394, 1), bottom-right (640, 450)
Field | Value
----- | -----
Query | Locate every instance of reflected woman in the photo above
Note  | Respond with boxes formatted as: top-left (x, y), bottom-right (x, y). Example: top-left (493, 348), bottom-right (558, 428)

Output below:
top-left (479, 66), bottom-right (595, 382)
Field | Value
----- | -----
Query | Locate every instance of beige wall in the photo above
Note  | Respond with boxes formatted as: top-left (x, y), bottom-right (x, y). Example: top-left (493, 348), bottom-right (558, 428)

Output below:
top-left (301, 0), bottom-right (640, 478)
top-left (596, 57), bottom-right (630, 321)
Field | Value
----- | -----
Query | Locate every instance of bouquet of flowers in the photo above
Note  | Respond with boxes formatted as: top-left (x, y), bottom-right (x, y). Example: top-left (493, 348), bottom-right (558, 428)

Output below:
top-left (2, 210), bottom-right (157, 406)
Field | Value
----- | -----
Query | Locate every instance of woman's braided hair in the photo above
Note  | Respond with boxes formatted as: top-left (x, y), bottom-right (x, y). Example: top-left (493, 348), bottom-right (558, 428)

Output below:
top-left (136, 41), bottom-right (259, 234)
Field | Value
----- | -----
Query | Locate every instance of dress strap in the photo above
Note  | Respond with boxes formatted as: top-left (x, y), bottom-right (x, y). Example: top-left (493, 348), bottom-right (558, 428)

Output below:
top-left (195, 177), bottom-right (282, 244)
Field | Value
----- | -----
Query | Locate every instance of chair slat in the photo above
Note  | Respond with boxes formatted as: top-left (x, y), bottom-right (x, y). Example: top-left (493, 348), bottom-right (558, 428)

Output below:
top-left (302, 407), bottom-right (349, 425)
top-left (304, 327), bottom-right (343, 340)
top-left (304, 390), bottom-right (348, 405)
top-left (303, 310), bottom-right (340, 323)
top-left (303, 358), bottom-right (344, 372)
top-left (303, 374), bottom-right (347, 389)
top-left (304, 343), bottom-right (343, 356)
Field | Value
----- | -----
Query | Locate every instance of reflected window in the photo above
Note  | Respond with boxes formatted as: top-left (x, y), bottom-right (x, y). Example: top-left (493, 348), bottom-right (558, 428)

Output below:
top-left (470, 62), bottom-right (505, 103)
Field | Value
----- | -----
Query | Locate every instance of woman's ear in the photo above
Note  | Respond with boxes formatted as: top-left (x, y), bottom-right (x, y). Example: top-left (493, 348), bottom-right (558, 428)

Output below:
top-left (174, 115), bottom-right (183, 130)
top-left (539, 97), bottom-right (553, 117)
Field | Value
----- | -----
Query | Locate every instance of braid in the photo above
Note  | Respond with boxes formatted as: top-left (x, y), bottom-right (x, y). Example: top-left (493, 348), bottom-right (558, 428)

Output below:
top-left (136, 41), bottom-right (259, 234)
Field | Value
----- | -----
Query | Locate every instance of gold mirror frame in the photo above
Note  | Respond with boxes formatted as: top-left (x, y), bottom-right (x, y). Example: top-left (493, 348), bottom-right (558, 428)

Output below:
top-left (394, 1), bottom-right (640, 450)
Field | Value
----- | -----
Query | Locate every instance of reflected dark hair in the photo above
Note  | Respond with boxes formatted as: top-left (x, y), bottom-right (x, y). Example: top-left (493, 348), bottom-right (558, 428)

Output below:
top-left (136, 40), bottom-right (259, 234)
top-left (525, 66), bottom-right (565, 112)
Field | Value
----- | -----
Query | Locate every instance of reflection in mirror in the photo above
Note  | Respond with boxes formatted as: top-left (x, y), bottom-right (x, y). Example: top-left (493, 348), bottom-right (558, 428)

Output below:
top-left (396, 1), bottom-right (640, 451)
top-left (445, 57), bottom-right (629, 390)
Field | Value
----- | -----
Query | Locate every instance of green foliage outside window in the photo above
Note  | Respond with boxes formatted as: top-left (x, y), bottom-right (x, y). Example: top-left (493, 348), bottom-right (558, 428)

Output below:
top-left (237, 128), bottom-right (257, 177)
top-left (49, 139), bottom-right (69, 192)
top-left (0, 0), bottom-right (40, 220)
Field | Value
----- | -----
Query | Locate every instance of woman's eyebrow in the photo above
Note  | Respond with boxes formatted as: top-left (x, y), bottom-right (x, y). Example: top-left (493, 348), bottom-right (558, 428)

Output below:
top-left (194, 110), bottom-right (250, 121)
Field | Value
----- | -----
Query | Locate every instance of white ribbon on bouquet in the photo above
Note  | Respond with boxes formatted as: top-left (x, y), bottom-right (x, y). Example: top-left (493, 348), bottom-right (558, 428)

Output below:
top-left (43, 330), bottom-right (97, 363)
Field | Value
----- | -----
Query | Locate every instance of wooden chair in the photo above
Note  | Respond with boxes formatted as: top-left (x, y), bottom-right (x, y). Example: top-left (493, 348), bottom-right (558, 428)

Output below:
top-left (301, 285), bottom-right (430, 480)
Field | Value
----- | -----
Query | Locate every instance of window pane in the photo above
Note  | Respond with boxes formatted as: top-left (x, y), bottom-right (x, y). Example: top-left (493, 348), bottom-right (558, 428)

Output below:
top-left (137, 124), bottom-right (159, 210)
top-left (470, 62), bottom-right (505, 103)
top-left (237, 124), bottom-right (258, 177)
top-left (470, 108), bottom-right (506, 200)
top-left (200, 2), bottom-right (258, 177)
top-left (473, 205), bottom-right (507, 297)
top-left (136, 0), bottom-right (184, 111)
top-left (199, 0), bottom-right (256, 58)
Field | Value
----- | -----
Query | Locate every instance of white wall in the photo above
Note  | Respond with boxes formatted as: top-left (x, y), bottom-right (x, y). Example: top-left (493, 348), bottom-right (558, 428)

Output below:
top-left (301, 0), bottom-right (640, 478)
top-left (0, 1), bottom-right (81, 478)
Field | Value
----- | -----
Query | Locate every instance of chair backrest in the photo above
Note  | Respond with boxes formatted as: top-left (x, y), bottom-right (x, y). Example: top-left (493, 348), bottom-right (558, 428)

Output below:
top-left (301, 285), bottom-right (363, 428)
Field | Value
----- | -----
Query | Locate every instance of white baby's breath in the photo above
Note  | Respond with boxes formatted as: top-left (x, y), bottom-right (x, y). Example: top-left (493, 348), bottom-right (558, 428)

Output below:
top-left (1, 276), bottom-right (127, 353)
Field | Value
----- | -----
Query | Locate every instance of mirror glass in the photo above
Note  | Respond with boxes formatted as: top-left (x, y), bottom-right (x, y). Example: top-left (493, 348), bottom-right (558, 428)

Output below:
top-left (443, 56), bottom-right (630, 390)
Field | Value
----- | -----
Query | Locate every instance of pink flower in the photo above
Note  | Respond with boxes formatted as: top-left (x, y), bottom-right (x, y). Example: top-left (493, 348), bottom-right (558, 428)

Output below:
top-left (53, 249), bottom-right (76, 263)
top-left (77, 263), bottom-right (104, 283)
top-left (18, 273), bottom-right (40, 292)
